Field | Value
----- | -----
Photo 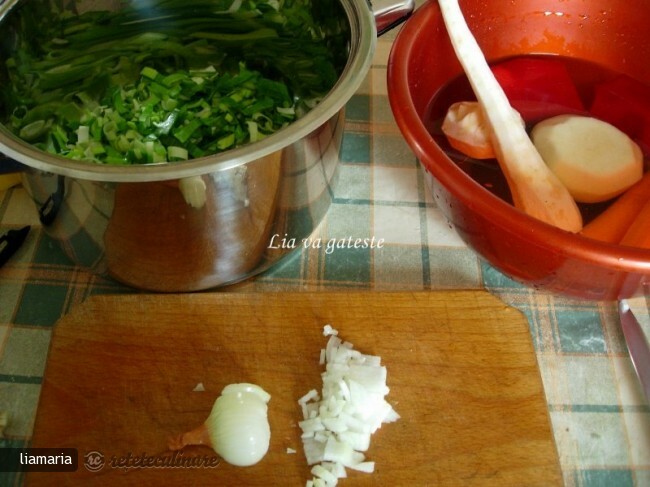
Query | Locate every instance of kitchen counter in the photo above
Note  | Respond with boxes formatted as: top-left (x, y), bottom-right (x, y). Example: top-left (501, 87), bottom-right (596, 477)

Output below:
top-left (1, 26), bottom-right (650, 487)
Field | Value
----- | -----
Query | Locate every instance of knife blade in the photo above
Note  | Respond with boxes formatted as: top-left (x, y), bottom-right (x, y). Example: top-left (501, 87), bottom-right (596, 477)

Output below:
top-left (619, 299), bottom-right (650, 401)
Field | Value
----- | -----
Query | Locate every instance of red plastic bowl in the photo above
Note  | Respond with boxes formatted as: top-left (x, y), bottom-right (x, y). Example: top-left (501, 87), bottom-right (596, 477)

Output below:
top-left (387, 0), bottom-right (650, 300)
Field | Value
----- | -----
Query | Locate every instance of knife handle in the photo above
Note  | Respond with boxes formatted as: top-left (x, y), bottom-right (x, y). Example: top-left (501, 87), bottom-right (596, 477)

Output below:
top-left (0, 226), bottom-right (31, 268)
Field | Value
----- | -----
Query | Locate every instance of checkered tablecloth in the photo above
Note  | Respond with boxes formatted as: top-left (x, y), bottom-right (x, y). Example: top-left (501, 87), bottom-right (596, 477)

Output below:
top-left (1, 19), bottom-right (650, 487)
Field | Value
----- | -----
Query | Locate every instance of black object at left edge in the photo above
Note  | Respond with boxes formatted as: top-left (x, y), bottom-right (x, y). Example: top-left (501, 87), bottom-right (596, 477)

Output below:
top-left (0, 225), bottom-right (30, 268)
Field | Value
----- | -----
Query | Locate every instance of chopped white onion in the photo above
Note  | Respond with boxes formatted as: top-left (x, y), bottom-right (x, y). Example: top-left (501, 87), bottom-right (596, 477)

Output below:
top-left (299, 417), bottom-right (325, 435)
top-left (299, 326), bottom-right (399, 486)
top-left (311, 464), bottom-right (338, 484)
top-left (323, 324), bottom-right (338, 336)
top-left (337, 431), bottom-right (370, 452)
top-left (347, 461), bottom-right (375, 473)
top-left (322, 461), bottom-right (347, 479)
top-left (299, 389), bottom-right (320, 405)
top-left (323, 435), bottom-right (365, 467)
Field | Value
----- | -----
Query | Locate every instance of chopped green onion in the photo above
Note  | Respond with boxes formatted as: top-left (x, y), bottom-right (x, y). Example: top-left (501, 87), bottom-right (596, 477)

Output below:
top-left (77, 125), bottom-right (89, 143)
top-left (140, 66), bottom-right (159, 80)
top-left (246, 121), bottom-right (259, 142)
top-left (217, 133), bottom-right (235, 150)
top-left (2, 0), bottom-right (349, 165)
top-left (174, 119), bottom-right (202, 144)
top-left (168, 146), bottom-right (188, 161)
top-left (19, 120), bottom-right (47, 141)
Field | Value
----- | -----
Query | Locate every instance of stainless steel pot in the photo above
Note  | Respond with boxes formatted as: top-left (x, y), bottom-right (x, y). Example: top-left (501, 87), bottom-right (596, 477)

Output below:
top-left (0, 0), bottom-right (413, 291)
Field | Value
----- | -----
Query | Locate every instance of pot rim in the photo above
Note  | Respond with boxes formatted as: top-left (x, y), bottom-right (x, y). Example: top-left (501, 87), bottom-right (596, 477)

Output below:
top-left (0, 0), bottom-right (377, 182)
top-left (387, 0), bottom-right (650, 277)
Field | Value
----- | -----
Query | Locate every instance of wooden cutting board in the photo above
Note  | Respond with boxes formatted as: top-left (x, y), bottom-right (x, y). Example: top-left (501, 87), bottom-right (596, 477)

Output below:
top-left (28, 291), bottom-right (562, 486)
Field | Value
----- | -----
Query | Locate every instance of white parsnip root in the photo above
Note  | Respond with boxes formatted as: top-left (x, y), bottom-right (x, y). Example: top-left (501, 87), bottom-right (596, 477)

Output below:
top-left (438, 0), bottom-right (583, 232)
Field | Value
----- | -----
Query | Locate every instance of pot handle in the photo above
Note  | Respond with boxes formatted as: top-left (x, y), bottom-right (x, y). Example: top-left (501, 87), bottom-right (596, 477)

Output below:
top-left (372, 0), bottom-right (415, 36)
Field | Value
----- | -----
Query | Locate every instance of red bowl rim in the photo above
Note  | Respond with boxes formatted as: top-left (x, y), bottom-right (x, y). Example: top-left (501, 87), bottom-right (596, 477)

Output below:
top-left (386, 1), bottom-right (650, 276)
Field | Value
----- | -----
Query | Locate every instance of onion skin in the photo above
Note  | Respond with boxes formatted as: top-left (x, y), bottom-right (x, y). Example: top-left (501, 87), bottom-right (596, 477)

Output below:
top-left (168, 423), bottom-right (211, 451)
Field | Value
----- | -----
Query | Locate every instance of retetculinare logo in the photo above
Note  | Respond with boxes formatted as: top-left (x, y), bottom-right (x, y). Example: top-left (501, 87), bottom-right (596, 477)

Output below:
top-left (84, 450), bottom-right (220, 472)
top-left (83, 451), bottom-right (105, 472)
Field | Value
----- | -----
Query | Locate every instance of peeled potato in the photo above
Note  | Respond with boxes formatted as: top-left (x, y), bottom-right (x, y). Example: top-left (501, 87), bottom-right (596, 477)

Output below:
top-left (531, 115), bottom-right (643, 203)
